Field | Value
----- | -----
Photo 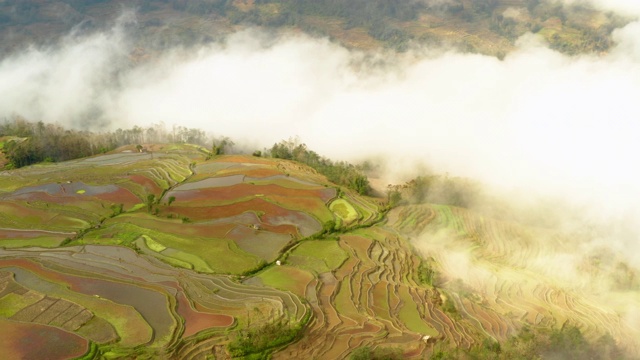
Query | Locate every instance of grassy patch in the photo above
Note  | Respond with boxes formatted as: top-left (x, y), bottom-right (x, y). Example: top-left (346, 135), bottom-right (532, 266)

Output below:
top-left (161, 248), bottom-right (212, 272)
top-left (142, 235), bottom-right (166, 252)
top-left (290, 240), bottom-right (348, 271)
top-left (0, 292), bottom-right (42, 318)
top-left (228, 318), bottom-right (306, 359)
top-left (398, 287), bottom-right (438, 336)
top-left (0, 237), bottom-right (66, 249)
top-left (127, 203), bottom-right (146, 212)
top-left (330, 199), bottom-right (358, 224)
top-left (257, 265), bottom-right (314, 297)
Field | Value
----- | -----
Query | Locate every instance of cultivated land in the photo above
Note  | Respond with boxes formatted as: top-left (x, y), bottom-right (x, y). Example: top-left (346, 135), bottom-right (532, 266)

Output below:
top-left (1, 144), bottom-right (639, 358)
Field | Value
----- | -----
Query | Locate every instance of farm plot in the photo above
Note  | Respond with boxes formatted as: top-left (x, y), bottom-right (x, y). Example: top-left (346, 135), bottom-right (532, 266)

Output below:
top-left (0, 152), bottom-right (197, 238)
top-left (226, 226), bottom-right (291, 262)
top-left (272, 227), bottom-right (456, 359)
top-left (0, 229), bottom-right (72, 248)
top-left (0, 201), bottom-right (93, 232)
top-left (0, 260), bottom-right (152, 347)
top-left (82, 220), bottom-right (263, 274)
top-left (330, 199), bottom-right (358, 225)
top-left (167, 197), bottom-right (322, 237)
top-left (176, 291), bottom-right (234, 337)
top-left (286, 240), bottom-right (348, 274)
top-left (166, 182), bottom-right (333, 223)
top-left (0, 319), bottom-right (89, 360)
top-left (256, 265), bottom-right (315, 297)
top-left (0, 243), bottom-right (308, 357)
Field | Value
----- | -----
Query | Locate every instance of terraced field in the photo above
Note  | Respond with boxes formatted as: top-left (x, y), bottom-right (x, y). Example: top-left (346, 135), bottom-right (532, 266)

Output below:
top-left (0, 146), bottom-right (377, 358)
top-left (272, 227), bottom-right (473, 359)
top-left (0, 244), bottom-right (307, 358)
top-left (1, 145), bottom-right (638, 358)
top-left (387, 204), bottom-right (640, 354)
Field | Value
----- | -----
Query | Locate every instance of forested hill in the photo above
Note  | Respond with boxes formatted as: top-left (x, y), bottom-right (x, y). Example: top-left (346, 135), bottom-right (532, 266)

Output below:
top-left (0, 0), bottom-right (630, 56)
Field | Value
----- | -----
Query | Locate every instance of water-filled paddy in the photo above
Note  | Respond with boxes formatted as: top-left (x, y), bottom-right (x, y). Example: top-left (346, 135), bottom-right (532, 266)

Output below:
top-left (174, 175), bottom-right (245, 190)
top-left (227, 226), bottom-right (291, 262)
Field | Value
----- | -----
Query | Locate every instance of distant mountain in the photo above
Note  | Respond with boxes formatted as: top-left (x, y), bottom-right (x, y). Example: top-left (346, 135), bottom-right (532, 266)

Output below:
top-left (0, 0), bottom-right (630, 56)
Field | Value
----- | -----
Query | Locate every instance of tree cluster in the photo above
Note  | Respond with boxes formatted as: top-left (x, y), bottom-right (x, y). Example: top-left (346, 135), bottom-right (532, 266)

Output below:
top-left (0, 118), bottom-right (209, 169)
top-left (269, 138), bottom-right (371, 195)
top-left (227, 319), bottom-right (303, 358)
top-left (349, 345), bottom-right (403, 360)
top-left (0, 119), bottom-right (114, 168)
top-left (402, 174), bottom-right (481, 208)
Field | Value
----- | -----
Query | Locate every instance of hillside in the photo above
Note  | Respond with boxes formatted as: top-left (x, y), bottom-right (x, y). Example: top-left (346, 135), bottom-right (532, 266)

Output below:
top-left (0, 0), bottom-right (630, 56)
top-left (0, 143), bottom-right (638, 359)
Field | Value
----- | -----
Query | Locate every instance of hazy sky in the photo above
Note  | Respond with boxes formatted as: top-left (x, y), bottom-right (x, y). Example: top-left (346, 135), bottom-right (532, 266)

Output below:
top-left (0, 1), bottom-right (639, 229)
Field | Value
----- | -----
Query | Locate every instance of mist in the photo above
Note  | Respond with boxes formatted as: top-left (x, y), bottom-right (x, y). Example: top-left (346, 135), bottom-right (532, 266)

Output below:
top-left (1, 3), bottom-right (639, 260)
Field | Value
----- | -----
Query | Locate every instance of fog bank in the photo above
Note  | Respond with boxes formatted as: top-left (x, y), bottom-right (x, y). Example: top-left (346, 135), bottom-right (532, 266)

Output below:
top-left (1, 11), bottom-right (639, 261)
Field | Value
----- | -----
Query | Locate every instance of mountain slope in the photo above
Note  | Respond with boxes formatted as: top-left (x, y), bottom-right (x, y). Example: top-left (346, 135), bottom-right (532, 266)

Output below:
top-left (0, 144), bottom-right (637, 358)
top-left (0, 0), bottom-right (629, 56)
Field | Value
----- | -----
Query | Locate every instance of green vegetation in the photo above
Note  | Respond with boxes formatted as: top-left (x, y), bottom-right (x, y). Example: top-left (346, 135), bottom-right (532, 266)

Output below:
top-left (257, 265), bottom-right (314, 296)
top-left (0, 292), bottom-right (41, 317)
top-left (1, 119), bottom-right (639, 358)
top-left (74, 342), bottom-right (100, 360)
top-left (349, 345), bottom-right (403, 360)
top-left (143, 235), bottom-right (166, 252)
top-left (0, 118), bottom-right (208, 169)
top-left (146, 194), bottom-right (156, 213)
top-left (227, 318), bottom-right (306, 359)
top-left (81, 219), bottom-right (262, 274)
top-left (397, 286), bottom-right (439, 336)
top-left (386, 187), bottom-right (402, 208)
top-left (110, 204), bottom-right (124, 217)
top-left (441, 296), bottom-right (458, 317)
top-left (403, 174), bottom-right (482, 208)
top-left (270, 139), bottom-right (371, 195)
top-left (208, 137), bottom-right (234, 158)
top-left (417, 259), bottom-right (436, 286)
top-left (330, 199), bottom-right (358, 224)
top-left (287, 240), bottom-right (348, 273)
top-left (0, 237), bottom-right (66, 248)
top-left (434, 325), bottom-right (626, 360)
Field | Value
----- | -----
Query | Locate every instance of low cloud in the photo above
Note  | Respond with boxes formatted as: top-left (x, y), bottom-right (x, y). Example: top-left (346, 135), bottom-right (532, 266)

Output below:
top-left (563, 0), bottom-right (640, 17)
top-left (0, 9), bottom-right (639, 262)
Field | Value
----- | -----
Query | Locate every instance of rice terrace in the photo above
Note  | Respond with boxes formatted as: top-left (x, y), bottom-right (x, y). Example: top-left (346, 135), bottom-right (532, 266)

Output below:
top-left (2, 0), bottom-right (640, 358)
top-left (0, 131), bottom-right (637, 359)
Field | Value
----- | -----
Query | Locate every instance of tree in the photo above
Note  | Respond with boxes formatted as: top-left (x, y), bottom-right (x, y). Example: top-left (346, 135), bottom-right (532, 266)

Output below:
top-left (322, 220), bottom-right (336, 234)
top-left (269, 139), bottom-right (371, 195)
top-left (146, 194), bottom-right (156, 213)
top-left (386, 186), bottom-right (402, 207)
top-left (167, 196), bottom-right (176, 206)
top-left (209, 136), bottom-right (235, 158)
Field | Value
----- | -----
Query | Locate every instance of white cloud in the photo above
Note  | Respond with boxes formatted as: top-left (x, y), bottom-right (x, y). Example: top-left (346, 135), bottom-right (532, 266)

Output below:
top-left (569, 0), bottom-right (640, 17)
top-left (0, 18), bottom-right (639, 258)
